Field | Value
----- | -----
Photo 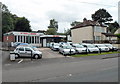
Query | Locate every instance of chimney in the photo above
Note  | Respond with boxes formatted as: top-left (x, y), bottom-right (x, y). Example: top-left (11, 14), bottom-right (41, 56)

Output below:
top-left (83, 18), bottom-right (87, 22)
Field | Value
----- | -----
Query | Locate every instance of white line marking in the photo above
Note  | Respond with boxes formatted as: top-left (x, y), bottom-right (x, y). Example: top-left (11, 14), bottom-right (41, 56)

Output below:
top-left (18, 59), bottom-right (23, 64)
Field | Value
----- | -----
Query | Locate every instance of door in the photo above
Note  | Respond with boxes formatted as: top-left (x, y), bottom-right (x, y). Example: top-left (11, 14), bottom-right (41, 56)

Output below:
top-left (43, 39), bottom-right (47, 47)
top-left (25, 47), bottom-right (32, 57)
top-left (18, 47), bottom-right (25, 57)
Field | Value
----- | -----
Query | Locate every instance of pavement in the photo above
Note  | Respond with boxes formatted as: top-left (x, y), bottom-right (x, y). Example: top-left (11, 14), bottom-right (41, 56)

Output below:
top-left (38, 48), bottom-right (64, 58)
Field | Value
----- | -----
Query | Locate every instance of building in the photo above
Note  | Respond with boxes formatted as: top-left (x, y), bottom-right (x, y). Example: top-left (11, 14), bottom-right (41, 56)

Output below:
top-left (3, 31), bottom-right (44, 44)
top-left (3, 31), bottom-right (66, 47)
top-left (71, 19), bottom-right (107, 43)
top-left (118, 1), bottom-right (120, 25)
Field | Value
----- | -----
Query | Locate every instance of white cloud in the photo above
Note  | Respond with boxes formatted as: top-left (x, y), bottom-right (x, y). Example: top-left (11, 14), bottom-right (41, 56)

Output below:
top-left (1, 0), bottom-right (119, 33)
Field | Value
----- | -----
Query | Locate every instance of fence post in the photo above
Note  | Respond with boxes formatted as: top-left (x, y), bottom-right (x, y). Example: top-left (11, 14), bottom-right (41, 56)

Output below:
top-left (31, 50), bottom-right (33, 61)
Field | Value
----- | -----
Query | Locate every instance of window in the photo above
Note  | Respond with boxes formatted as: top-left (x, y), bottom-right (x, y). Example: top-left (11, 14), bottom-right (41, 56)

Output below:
top-left (19, 48), bottom-right (24, 51)
top-left (18, 36), bottom-right (20, 42)
top-left (15, 36), bottom-right (17, 42)
top-left (25, 48), bottom-right (32, 51)
top-left (95, 36), bottom-right (101, 40)
top-left (94, 26), bottom-right (106, 33)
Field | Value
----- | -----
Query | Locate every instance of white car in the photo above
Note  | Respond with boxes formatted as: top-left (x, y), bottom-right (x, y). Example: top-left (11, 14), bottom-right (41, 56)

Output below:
top-left (51, 43), bottom-right (60, 51)
top-left (72, 44), bottom-right (87, 53)
top-left (49, 42), bottom-right (54, 48)
top-left (94, 44), bottom-right (109, 52)
top-left (12, 46), bottom-right (42, 59)
top-left (104, 44), bottom-right (118, 51)
top-left (82, 44), bottom-right (99, 53)
top-left (59, 45), bottom-right (76, 56)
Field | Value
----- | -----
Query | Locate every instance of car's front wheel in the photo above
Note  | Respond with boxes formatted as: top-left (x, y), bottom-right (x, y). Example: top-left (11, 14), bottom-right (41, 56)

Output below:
top-left (34, 54), bottom-right (39, 59)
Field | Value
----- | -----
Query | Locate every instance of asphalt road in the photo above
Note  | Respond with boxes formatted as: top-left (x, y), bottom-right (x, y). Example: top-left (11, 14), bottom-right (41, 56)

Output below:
top-left (2, 56), bottom-right (118, 82)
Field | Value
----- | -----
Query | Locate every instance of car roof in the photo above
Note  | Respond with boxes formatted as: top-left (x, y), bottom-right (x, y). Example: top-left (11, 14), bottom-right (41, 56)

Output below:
top-left (16, 46), bottom-right (32, 48)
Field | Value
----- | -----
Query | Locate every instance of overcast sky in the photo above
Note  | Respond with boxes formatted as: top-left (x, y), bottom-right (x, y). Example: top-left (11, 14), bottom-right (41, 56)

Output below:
top-left (1, 0), bottom-right (120, 33)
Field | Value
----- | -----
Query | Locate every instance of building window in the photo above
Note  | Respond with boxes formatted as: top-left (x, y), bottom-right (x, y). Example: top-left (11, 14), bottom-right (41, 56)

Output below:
top-left (21, 36), bottom-right (22, 42)
top-left (32, 36), bottom-right (34, 43)
top-left (95, 36), bottom-right (101, 40)
top-left (18, 36), bottom-right (20, 42)
top-left (26, 36), bottom-right (28, 43)
top-left (15, 36), bottom-right (16, 42)
top-left (94, 26), bottom-right (106, 33)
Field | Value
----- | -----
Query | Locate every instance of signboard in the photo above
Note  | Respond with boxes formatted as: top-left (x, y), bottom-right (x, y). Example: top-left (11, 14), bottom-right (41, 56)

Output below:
top-left (13, 32), bottom-right (44, 36)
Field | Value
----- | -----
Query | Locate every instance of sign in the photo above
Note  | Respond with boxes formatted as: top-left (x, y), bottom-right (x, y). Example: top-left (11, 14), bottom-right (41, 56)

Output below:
top-left (53, 35), bottom-right (59, 37)
top-left (20, 32), bottom-right (36, 35)
top-left (13, 32), bottom-right (44, 36)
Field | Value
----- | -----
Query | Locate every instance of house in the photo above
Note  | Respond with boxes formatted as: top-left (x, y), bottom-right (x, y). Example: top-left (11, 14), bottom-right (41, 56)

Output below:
top-left (71, 18), bottom-right (107, 43)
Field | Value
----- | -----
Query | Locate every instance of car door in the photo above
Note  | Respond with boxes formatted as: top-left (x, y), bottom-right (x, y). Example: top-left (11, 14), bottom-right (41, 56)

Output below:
top-left (18, 47), bottom-right (25, 57)
top-left (25, 47), bottom-right (32, 57)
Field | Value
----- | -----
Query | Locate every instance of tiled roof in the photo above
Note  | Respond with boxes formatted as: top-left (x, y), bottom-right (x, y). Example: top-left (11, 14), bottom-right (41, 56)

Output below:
top-left (71, 20), bottom-right (106, 29)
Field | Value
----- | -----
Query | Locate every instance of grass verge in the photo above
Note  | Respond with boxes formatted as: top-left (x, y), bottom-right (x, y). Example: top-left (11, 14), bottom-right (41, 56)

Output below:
top-left (72, 51), bottom-right (120, 57)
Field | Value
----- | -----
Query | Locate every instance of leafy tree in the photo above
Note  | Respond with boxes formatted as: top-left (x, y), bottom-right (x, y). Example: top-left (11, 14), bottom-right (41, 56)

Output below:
top-left (108, 21), bottom-right (119, 33)
top-left (2, 4), bottom-right (14, 34)
top-left (71, 21), bottom-right (81, 27)
top-left (46, 28), bottom-right (57, 35)
top-left (2, 12), bottom-right (14, 34)
top-left (92, 9), bottom-right (113, 25)
top-left (48, 19), bottom-right (58, 31)
top-left (57, 32), bottom-right (65, 35)
top-left (14, 17), bottom-right (32, 32)
top-left (65, 29), bottom-right (71, 36)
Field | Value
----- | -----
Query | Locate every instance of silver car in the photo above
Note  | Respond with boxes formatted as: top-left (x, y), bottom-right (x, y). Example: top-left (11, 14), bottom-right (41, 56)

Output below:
top-left (13, 46), bottom-right (42, 59)
top-left (51, 43), bottom-right (60, 51)
top-left (59, 45), bottom-right (76, 56)
top-left (104, 44), bottom-right (118, 51)
top-left (94, 44), bottom-right (109, 52)
top-left (72, 44), bottom-right (87, 53)
top-left (82, 44), bottom-right (100, 53)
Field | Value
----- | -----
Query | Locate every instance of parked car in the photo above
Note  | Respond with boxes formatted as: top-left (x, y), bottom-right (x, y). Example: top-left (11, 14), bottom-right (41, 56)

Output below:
top-left (94, 44), bottom-right (109, 52)
top-left (59, 42), bottom-right (67, 46)
top-left (104, 44), bottom-right (118, 51)
top-left (67, 42), bottom-right (73, 46)
top-left (72, 44), bottom-right (87, 54)
top-left (12, 46), bottom-right (42, 59)
top-left (49, 42), bottom-right (54, 48)
top-left (12, 42), bottom-right (21, 47)
top-left (51, 43), bottom-right (60, 51)
top-left (82, 44), bottom-right (100, 53)
top-left (59, 45), bottom-right (76, 56)
top-left (18, 43), bottom-right (29, 46)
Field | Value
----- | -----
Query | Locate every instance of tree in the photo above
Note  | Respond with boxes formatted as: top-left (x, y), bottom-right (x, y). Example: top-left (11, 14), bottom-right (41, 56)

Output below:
top-left (14, 17), bottom-right (32, 32)
top-left (46, 28), bottom-right (57, 35)
top-left (71, 21), bottom-right (81, 27)
top-left (48, 19), bottom-right (58, 31)
top-left (92, 9), bottom-right (113, 25)
top-left (108, 21), bottom-right (120, 33)
top-left (2, 4), bottom-right (14, 34)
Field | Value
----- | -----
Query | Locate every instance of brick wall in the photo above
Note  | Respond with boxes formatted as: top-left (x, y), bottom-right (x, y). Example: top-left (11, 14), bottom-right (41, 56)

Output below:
top-left (3, 35), bottom-right (15, 42)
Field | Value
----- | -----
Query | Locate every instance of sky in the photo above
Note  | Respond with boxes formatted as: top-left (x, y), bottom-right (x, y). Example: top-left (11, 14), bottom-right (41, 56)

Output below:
top-left (1, 0), bottom-right (120, 33)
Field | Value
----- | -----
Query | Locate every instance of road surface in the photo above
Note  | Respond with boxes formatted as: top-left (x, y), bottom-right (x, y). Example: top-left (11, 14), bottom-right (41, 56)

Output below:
top-left (2, 55), bottom-right (118, 82)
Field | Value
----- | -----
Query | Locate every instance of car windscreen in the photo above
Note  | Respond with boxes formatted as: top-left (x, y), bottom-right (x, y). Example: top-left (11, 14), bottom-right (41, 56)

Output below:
top-left (97, 45), bottom-right (106, 47)
top-left (54, 44), bottom-right (60, 46)
top-left (105, 44), bottom-right (112, 47)
top-left (86, 45), bottom-right (96, 48)
top-left (63, 46), bottom-right (73, 49)
top-left (31, 47), bottom-right (38, 51)
top-left (75, 45), bottom-right (84, 48)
